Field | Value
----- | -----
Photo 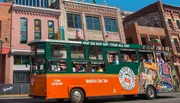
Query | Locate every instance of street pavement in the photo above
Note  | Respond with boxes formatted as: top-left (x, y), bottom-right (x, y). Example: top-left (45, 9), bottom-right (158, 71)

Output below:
top-left (0, 92), bottom-right (180, 103)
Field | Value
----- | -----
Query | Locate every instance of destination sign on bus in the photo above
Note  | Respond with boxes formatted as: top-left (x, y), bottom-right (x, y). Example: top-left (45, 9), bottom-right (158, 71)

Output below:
top-left (82, 41), bottom-right (140, 48)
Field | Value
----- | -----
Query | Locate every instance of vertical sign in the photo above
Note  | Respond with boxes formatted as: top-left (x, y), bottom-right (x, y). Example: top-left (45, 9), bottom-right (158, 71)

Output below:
top-left (57, 26), bottom-right (65, 40)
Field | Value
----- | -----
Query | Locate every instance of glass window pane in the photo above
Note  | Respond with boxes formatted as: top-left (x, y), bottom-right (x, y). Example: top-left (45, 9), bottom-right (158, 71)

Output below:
top-left (68, 21), bottom-right (74, 28)
top-left (49, 60), bottom-right (66, 72)
top-left (111, 19), bottom-right (116, 26)
top-left (20, 31), bottom-right (27, 43)
top-left (120, 49), bottom-right (137, 62)
top-left (176, 20), bottom-right (180, 29)
top-left (71, 46), bottom-right (85, 59)
top-left (86, 16), bottom-right (92, 23)
top-left (22, 56), bottom-right (29, 65)
top-left (67, 14), bottom-right (73, 21)
top-left (89, 46), bottom-right (102, 60)
top-left (94, 24), bottom-right (101, 30)
top-left (37, 0), bottom-right (40, 7)
top-left (87, 23), bottom-right (93, 30)
top-left (34, 19), bottom-right (41, 39)
top-left (105, 25), bottom-right (111, 31)
top-left (51, 44), bottom-right (67, 58)
top-left (20, 18), bottom-right (27, 43)
top-left (75, 21), bottom-right (81, 28)
top-left (33, 0), bottom-right (36, 6)
top-left (111, 25), bottom-right (117, 32)
top-left (105, 19), bottom-right (110, 25)
top-left (90, 62), bottom-right (105, 72)
top-left (75, 15), bottom-right (81, 22)
top-left (14, 55), bottom-right (21, 65)
top-left (106, 51), bottom-right (119, 65)
top-left (34, 32), bottom-right (41, 39)
top-left (48, 21), bottom-right (54, 39)
top-left (93, 17), bottom-right (99, 23)
top-left (72, 61), bottom-right (88, 72)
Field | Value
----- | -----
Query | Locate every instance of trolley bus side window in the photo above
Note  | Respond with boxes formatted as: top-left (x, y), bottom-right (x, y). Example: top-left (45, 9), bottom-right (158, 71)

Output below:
top-left (120, 49), bottom-right (138, 62)
top-left (71, 45), bottom-right (85, 59)
top-left (48, 44), bottom-right (67, 72)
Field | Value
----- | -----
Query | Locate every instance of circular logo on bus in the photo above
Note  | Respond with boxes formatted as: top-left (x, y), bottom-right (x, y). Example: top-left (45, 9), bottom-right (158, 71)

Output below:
top-left (119, 67), bottom-right (136, 90)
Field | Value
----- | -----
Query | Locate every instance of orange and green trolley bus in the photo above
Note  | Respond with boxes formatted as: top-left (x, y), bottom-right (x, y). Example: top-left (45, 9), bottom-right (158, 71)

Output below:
top-left (28, 40), bottom-right (179, 103)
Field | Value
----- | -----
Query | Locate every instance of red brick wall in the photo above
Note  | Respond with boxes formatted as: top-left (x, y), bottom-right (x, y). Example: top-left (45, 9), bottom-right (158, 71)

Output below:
top-left (0, 2), bottom-right (12, 48)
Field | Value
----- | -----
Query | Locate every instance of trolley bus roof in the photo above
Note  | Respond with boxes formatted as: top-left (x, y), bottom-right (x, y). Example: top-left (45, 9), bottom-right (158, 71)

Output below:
top-left (28, 39), bottom-right (143, 49)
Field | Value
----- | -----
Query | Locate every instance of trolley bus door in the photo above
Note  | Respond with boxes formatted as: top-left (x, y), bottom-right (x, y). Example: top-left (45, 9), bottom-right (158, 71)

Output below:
top-left (104, 48), bottom-right (121, 74)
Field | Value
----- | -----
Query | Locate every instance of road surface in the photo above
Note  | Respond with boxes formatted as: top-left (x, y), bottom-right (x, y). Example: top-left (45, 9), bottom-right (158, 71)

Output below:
top-left (0, 92), bottom-right (180, 103)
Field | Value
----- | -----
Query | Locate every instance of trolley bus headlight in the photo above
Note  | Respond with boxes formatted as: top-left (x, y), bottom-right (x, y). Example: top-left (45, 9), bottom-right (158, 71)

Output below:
top-left (43, 89), bottom-right (46, 92)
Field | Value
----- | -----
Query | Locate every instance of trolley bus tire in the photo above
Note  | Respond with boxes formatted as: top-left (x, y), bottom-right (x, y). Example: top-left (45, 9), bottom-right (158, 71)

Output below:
top-left (146, 86), bottom-right (157, 100)
top-left (70, 88), bottom-right (85, 103)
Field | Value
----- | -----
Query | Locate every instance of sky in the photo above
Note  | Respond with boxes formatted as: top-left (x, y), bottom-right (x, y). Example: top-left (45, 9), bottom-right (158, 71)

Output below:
top-left (0, 0), bottom-right (179, 12)
top-left (85, 0), bottom-right (180, 12)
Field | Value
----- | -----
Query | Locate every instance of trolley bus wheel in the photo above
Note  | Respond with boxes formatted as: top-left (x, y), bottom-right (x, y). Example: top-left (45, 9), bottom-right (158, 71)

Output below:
top-left (146, 86), bottom-right (157, 100)
top-left (70, 88), bottom-right (85, 103)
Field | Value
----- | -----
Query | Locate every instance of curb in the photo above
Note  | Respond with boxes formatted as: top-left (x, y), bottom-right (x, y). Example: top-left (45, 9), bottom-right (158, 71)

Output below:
top-left (0, 94), bottom-right (29, 98)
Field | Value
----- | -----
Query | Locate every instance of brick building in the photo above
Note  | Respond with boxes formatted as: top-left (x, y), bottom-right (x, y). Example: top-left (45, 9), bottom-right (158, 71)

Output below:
top-left (123, 1), bottom-right (180, 79)
top-left (50, 0), bottom-right (126, 43)
top-left (0, 4), bottom-right (60, 84)
top-left (0, 2), bottom-right (12, 84)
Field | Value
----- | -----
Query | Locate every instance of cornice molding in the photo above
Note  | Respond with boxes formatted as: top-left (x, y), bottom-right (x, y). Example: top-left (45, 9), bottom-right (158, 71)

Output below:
top-left (12, 10), bottom-right (59, 18)
top-left (12, 4), bottom-right (60, 16)
top-left (64, 2), bottom-right (117, 15)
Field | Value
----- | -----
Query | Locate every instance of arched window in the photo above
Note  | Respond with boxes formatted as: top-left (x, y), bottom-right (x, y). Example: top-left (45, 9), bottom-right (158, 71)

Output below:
top-left (20, 17), bottom-right (28, 43)
top-left (48, 20), bottom-right (55, 39)
top-left (34, 19), bottom-right (41, 40)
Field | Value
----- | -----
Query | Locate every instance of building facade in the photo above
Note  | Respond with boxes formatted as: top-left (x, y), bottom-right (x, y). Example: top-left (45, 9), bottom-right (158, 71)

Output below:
top-left (4, 0), bottom-right (56, 8)
top-left (123, 1), bottom-right (180, 84)
top-left (9, 4), bottom-right (60, 84)
top-left (0, 2), bottom-right (12, 84)
top-left (51, 0), bottom-right (126, 43)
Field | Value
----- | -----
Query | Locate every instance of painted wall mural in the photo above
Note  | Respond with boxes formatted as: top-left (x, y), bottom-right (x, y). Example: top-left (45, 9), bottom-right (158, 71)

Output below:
top-left (139, 62), bottom-right (179, 93)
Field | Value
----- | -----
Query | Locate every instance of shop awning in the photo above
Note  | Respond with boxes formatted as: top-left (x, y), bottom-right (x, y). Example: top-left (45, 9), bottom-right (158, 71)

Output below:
top-left (1, 48), bottom-right (10, 54)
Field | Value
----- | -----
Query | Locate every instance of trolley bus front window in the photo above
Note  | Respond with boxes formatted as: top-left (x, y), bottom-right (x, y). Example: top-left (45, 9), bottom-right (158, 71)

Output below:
top-left (30, 43), bottom-right (45, 74)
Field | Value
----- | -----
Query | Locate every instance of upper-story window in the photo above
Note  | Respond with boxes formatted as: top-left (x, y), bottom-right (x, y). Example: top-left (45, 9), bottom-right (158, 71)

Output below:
top-left (34, 19), bottom-right (41, 40)
top-left (67, 13), bottom-right (81, 29)
top-left (176, 20), bottom-right (180, 29)
top-left (86, 16), bottom-right (101, 30)
top-left (0, 21), bottom-right (1, 38)
top-left (173, 38), bottom-right (180, 53)
top-left (33, 0), bottom-right (36, 6)
top-left (20, 18), bottom-right (28, 43)
top-left (168, 19), bottom-right (173, 29)
top-left (48, 21), bottom-right (55, 39)
top-left (104, 18), bottom-right (117, 32)
top-left (25, 0), bottom-right (29, 5)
